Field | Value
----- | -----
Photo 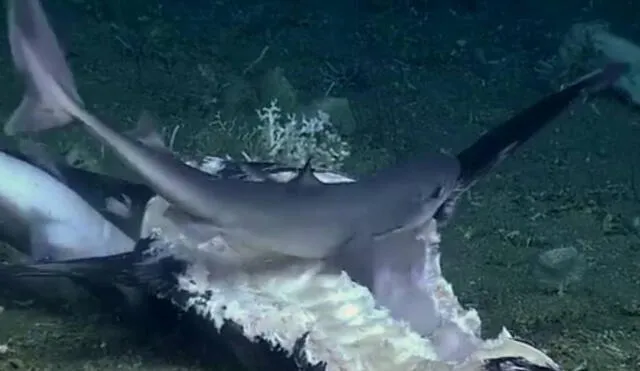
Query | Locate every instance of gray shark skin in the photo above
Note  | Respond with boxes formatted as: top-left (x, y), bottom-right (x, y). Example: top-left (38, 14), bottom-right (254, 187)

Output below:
top-left (2, 158), bottom-right (342, 282)
top-left (2, 2), bottom-right (625, 369)
top-left (0, 146), bottom-right (146, 325)
top-left (5, 0), bottom-right (460, 260)
top-left (5, 0), bottom-right (627, 281)
top-left (0, 146), bottom-right (151, 310)
top-left (0, 149), bottom-right (305, 255)
top-left (0, 148), bottom-right (134, 262)
top-left (10, 147), bottom-right (155, 242)
top-left (10, 0), bottom-right (625, 267)
top-left (3, 0), bottom-right (627, 272)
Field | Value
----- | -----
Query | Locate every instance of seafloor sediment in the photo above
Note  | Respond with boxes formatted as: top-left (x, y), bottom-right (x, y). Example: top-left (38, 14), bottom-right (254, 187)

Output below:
top-left (0, 0), bottom-right (639, 370)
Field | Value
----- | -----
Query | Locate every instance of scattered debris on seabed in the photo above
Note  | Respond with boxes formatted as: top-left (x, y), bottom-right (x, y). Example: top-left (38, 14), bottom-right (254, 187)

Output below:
top-left (0, 306), bottom-right (10, 356)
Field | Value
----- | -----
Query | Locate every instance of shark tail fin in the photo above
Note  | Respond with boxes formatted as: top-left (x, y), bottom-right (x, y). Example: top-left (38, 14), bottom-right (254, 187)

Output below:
top-left (455, 62), bottom-right (629, 191)
top-left (5, 0), bottom-right (83, 136)
top-left (5, 94), bottom-right (73, 135)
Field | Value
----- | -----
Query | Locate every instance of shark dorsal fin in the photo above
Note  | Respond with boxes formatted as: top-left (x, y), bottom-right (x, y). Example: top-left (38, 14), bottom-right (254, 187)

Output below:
top-left (5, 0), bottom-right (83, 136)
top-left (128, 111), bottom-right (170, 153)
top-left (289, 157), bottom-right (322, 186)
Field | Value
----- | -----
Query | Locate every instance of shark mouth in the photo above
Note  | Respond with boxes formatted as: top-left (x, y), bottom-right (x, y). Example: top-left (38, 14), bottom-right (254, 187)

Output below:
top-left (137, 156), bottom-right (562, 371)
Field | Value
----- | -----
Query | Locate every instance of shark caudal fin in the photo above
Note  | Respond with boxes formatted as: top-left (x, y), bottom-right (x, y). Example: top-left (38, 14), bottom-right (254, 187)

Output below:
top-left (5, 0), bottom-right (83, 135)
top-left (455, 62), bottom-right (628, 192)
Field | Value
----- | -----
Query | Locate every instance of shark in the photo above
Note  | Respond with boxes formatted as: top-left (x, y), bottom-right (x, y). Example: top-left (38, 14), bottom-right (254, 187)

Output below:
top-left (2, 2), bottom-right (627, 369)
top-left (0, 143), bottom-right (150, 318)
top-left (0, 151), bottom-right (341, 279)
top-left (4, 0), bottom-right (628, 267)
top-left (0, 147), bottom-right (344, 327)
top-left (0, 145), bottom-right (137, 262)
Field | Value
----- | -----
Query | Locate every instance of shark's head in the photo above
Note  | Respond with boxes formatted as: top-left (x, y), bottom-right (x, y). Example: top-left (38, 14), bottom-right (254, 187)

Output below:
top-left (356, 152), bottom-right (461, 242)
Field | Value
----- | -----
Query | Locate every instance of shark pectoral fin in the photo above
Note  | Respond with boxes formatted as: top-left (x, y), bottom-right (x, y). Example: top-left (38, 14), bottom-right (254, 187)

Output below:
top-left (373, 214), bottom-right (428, 241)
top-left (373, 188), bottom-right (444, 241)
top-left (332, 231), bottom-right (376, 287)
top-left (454, 62), bottom-right (628, 191)
top-left (163, 205), bottom-right (222, 241)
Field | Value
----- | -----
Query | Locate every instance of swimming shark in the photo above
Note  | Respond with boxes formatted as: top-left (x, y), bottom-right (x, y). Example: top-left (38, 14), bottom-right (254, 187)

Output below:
top-left (0, 153), bottom-right (352, 281)
top-left (5, 0), bottom-right (627, 265)
top-left (5, 0), bottom-right (454, 261)
top-left (0, 148), bottom-right (335, 326)
top-left (2, 2), bottom-right (625, 369)
top-left (0, 143), bottom-right (149, 319)
top-left (0, 146), bottom-right (324, 262)
top-left (0, 145), bottom-right (136, 262)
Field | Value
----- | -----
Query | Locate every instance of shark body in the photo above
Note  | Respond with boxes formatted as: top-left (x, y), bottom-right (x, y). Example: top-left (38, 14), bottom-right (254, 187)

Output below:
top-left (5, 0), bottom-right (626, 264)
top-left (0, 152), bottom-right (344, 276)
top-left (0, 147), bottom-right (135, 262)
top-left (5, 0), bottom-right (456, 260)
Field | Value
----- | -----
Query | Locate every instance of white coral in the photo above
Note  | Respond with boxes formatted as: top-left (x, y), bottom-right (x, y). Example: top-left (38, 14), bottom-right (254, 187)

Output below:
top-left (255, 99), bottom-right (351, 170)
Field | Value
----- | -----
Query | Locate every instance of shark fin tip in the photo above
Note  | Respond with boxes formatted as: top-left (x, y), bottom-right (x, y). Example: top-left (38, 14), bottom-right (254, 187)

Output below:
top-left (290, 157), bottom-right (323, 186)
top-left (5, 95), bottom-right (73, 136)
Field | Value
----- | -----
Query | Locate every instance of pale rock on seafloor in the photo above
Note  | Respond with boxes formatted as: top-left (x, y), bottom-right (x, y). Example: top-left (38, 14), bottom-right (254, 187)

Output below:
top-left (138, 156), bottom-right (561, 371)
top-left (556, 21), bottom-right (640, 105)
